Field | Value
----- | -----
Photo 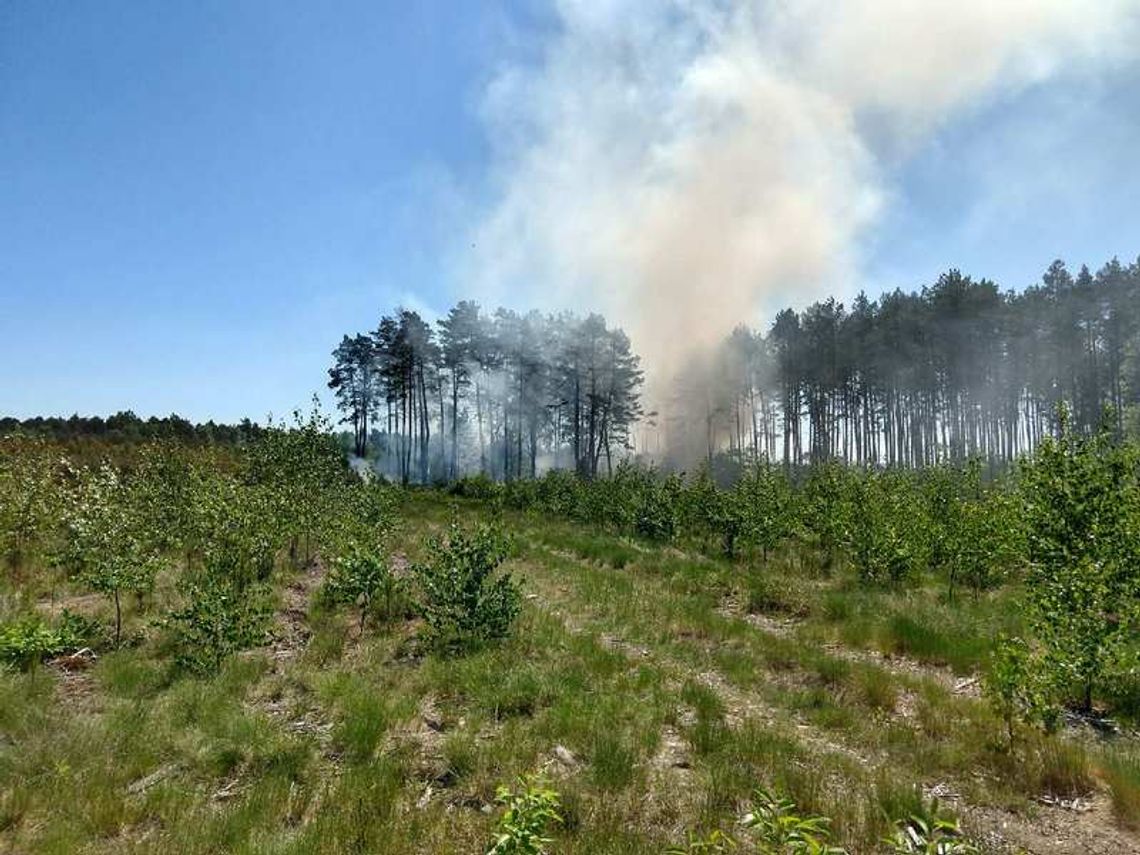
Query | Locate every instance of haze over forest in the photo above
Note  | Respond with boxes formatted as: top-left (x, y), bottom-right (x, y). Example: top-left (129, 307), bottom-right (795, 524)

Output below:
top-left (328, 253), bottom-right (1140, 480)
top-left (8, 6), bottom-right (1140, 852)
top-left (4, 2), bottom-right (1140, 451)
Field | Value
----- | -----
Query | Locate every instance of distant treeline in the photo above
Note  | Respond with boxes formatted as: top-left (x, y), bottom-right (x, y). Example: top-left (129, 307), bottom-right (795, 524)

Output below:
top-left (694, 255), bottom-right (1140, 468)
top-left (0, 412), bottom-right (263, 445)
top-left (333, 255), bottom-right (1140, 478)
top-left (329, 305), bottom-right (643, 483)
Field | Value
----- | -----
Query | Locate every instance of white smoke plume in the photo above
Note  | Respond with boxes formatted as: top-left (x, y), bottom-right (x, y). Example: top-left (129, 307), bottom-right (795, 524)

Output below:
top-left (469, 0), bottom-right (1139, 387)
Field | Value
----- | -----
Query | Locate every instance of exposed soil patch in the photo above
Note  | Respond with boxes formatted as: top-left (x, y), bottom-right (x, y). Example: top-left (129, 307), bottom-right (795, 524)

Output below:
top-left (269, 558), bottom-right (328, 667)
top-left (35, 591), bottom-right (105, 620)
top-left (247, 558), bottom-right (336, 757)
top-left (962, 790), bottom-right (1140, 854)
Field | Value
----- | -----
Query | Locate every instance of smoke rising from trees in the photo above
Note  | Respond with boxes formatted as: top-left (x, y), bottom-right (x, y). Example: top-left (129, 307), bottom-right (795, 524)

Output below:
top-left (468, 1), bottom-right (1139, 395)
top-left (331, 253), bottom-right (1139, 478)
top-left (329, 305), bottom-right (643, 482)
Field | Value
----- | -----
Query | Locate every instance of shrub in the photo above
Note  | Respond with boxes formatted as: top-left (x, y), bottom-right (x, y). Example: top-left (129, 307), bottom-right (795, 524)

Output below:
top-left (246, 404), bottom-right (352, 565)
top-left (59, 464), bottom-right (162, 645)
top-left (0, 616), bottom-right (76, 671)
top-left (448, 473), bottom-right (502, 501)
top-left (413, 523), bottom-right (521, 650)
top-left (848, 471), bottom-right (925, 585)
top-left (983, 635), bottom-right (1056, 747)
top-left (943, 490), bottom-right (1025, 599)
top-left (886, 815), bottom-right (977, 854)
top-left (487, 776), bottom-right (562, 855)
top-left (166, 576), bottom-right (271, 675)
top-left (738, 463), bottom-right (796, 561)
top-left (322, 546), bottom-right (401, 632)
top-left (635, 473), bottom-right (684, 542)
top-left (800, 464), bottom-right (856, 570)
top-left (741, 787), bottom-right (845, 853)
top-left (1019, 410), bottom-right (1140, 711)
top-left (0, 440), bottom-right (57, 573)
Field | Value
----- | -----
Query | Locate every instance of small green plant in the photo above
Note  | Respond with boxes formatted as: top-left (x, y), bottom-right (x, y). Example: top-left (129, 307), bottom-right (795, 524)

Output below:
top-left (741, 787), bottom-right (846, 854)
top-left (322, 545), bottom-right (400, 632)
top-left (666, 829), bottom-right (738, 854)
top-left (983, 635), bottom-right (1056, 747)
top-left (801, 463), bottom-right (855, 571)
top-left (0, 609), bottom-right (96, 672)
top-left (449, 473), bottom-right (503, 501)
top-left (848, 472), bottom-right (924, 586)
top-left (943, 490), bottom-right (1024, 600)
top-left (486, 776), bottom-right (562, 855)
top-left (414, 522), bottom-right (521, 650)
top-left (0, 617), bottom-right (69, 671)
top-left (1019, 410), bottom-right (1140, 712)
top-left (60, 464), bottom-right (162, 646)
top-left (166, 576), bottom-right (271, 675)
top-left (886, 814), bottom-right (978, 854)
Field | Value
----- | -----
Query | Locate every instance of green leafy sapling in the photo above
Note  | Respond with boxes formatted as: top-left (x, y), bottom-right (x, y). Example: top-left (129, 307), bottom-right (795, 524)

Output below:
top-left (166, 576), bottom-right (271, 675)
top-left (742, 787), bottom-right (846, 854)
top-left (486, 776), bottom-right (562, 855)
top-left (61, 465), bottom-right (162, 646)
top-left (983, 634), bottom-right (1056, 747)
top-left (414, 522), bottom-right (521, 650)
top-left (945, 490), bottom-right (1025, 600)
top-left (0, 610), bottom-right (95, 673)
top-left (323, 545), bottom-right (399, 632)
top-left (1019, 409), bottom-right (1140, 712)
top-left (887, 813), bottom-right (978, 854)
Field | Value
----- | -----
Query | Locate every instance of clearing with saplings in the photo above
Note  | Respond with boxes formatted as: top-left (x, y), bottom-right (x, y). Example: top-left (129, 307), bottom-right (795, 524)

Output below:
top-left (7, 3), bottom-right (1140, 851)
top-left (3, 400), bottom-right (1140, 853)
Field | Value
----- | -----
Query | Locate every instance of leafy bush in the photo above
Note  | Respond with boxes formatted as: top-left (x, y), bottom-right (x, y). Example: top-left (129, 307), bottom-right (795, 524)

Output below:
top-left (247, 403), bottom-right (355, 565)
top-left (413, 523), bottom-right (521, 650)
top-left (533, 469), bottom-right (582, 515)
top-left (737, 463), bottom-right (796, 560)
top-left (848, 471), bottom-right (926, 585)
top-left (741, 787), bottom-right (845, 853)
top-left (983, 635), bottom-right (1056, 747)
top-left (1019, 410), bottom-right (1140, 711)
top-left (800, 464), bottom-right (856, 571)
top-left (1, 617), bottom-right (74, 671)
top-left (449, 473), bottom-right (502, 501)
top-left (0, 608), bottom-right (99, 671)
top-left (486, 776), bottom-right (562, 855)
top-left (943, 490), bottom-right (1025, 599)
top-left (886, 814), bottom-right (977, 854)
top-left (166, 576), bottom-right (271, 675)
top-left (0, 439), bottom-right (58, 572)
top-left (666, 830), bottom-right (738, 854)
top-left (322, 546), bottom-right (401, 631)
top-left (634, 472), bottom-right (684, 542)
top-left (59, 464), bottom-right (162, 645)
top-left (685, 471), bottom-right (747, 558)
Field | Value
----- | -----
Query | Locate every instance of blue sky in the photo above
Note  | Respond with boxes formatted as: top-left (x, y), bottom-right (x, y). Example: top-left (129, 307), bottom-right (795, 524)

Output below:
top-left (862, 64), bottom-right (1140, 295)
top-left (2, 2), bottom-right (1138, 422)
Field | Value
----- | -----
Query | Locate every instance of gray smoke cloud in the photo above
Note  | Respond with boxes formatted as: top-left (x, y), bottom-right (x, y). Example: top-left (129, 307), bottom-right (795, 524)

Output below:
top-left (468, 0), bottom-right (1139, 388)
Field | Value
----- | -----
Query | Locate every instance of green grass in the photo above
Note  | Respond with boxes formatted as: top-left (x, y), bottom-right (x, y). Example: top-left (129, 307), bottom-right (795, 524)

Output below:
top-left (1101, 745), bottom-right (1140, 829)
top-left (1, 490), bottom-right (1137, 852)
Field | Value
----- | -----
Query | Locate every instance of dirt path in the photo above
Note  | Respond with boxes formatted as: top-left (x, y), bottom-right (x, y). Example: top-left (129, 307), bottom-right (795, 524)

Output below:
top-left (248, 558), bottom-right (335, 748)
